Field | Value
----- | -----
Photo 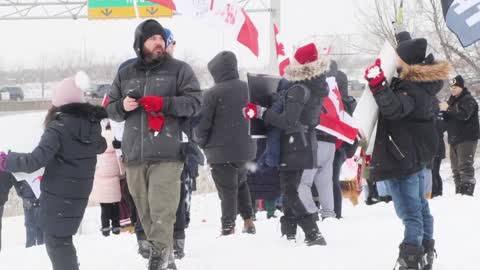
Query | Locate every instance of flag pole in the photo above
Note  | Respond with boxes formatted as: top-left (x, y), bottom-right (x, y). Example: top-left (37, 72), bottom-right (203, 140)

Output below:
top-left (133, 0), bottom-right (140, 19)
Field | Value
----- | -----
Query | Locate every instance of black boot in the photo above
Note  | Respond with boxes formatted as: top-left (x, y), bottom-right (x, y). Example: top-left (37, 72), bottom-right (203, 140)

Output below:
top-left (422, 240), bottom-right (436, 270)
top-left (460, 180), bottom-right (475, 196)
top-left (101, 227), bottom-right (110, 237)
top-left (221, 222), bottom-right (235, 236)
top-left (173, 239), bottom-right (185, 260)
top-left (148, 244), bottom-right (167, 270)
top-left (297, 215), bottom-right (326, 246)
top-left (280, 216), bottom-right (297, 241)
top-left (138, 240), bottom-right (151, 259)
top-left (396, 244), bottom-right (425, 270)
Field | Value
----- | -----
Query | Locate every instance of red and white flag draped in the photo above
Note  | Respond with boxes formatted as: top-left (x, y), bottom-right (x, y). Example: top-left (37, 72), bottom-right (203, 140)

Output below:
top-left (316, 77), bottom-right (359, 144)
top-left (150, 0), bottom-right (259, 57)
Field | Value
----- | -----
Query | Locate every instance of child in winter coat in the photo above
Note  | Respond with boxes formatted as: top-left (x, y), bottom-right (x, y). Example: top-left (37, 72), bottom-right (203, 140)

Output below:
top-left (90, 121), bottom-right (123, 236)
top-left (0, 73), bottom-right (107, 270)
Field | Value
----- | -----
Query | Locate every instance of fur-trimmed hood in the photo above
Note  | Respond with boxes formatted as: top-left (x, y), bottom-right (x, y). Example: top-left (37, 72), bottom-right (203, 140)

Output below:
top-left (284, 55), bottom-right (331, 82)
top-left (53, 103), bottom-right (108, 143)
top-left (399, 61), bottom-right (451, 82)
top-left (57, 103), bottom-right (108, 121)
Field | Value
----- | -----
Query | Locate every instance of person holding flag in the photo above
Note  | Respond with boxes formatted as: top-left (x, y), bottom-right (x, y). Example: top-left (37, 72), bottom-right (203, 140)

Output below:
top-left (364, 30), bottom-right (451, 269)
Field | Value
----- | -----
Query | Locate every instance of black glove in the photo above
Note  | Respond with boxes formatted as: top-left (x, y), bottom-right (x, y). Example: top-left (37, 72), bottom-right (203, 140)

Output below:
top-left (112, 139), bottom-right (122, 149)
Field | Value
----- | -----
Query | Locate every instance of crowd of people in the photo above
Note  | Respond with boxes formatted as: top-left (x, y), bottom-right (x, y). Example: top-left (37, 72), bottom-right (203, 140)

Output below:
top-left (0, 19), bottom-right (478, 270)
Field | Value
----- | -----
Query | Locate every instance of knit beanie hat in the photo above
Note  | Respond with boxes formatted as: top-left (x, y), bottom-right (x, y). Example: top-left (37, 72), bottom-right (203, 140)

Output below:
top-left (395, 31), bottom-right (428, 65)
top-left (51, 71), bottom-right (89, 107)
top-left (450, 75), bottom-right (465, 89)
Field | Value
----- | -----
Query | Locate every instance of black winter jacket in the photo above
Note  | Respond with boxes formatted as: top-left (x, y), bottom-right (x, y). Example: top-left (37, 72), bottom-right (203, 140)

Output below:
top-left (263, 76), bottom-right (329, 170)
top-left (444, 88), bottom-right (480, 146)
top-left (194, 51), bottom-right (256, 164)
top-left (370, 61), bottom-right (450, 182)
top-left (6, 103), bottom-right (107, 236)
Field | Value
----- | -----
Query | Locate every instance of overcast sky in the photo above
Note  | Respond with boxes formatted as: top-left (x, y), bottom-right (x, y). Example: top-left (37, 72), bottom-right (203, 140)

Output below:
top-left (0, 0), bottom-right (364, 70)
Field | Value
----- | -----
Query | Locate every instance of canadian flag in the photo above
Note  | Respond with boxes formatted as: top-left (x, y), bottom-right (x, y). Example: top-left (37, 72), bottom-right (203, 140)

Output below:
top-left (174, 0), bottom-right (259, 57)
top-left (273, 24), bottom-right (290, 76)
top-left (316, 77), bottom-right (359, 144)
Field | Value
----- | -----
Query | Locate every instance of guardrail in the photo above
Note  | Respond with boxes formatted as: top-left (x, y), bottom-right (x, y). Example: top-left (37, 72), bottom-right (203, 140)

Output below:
top-left (0, 98), bottom-right (103, 112)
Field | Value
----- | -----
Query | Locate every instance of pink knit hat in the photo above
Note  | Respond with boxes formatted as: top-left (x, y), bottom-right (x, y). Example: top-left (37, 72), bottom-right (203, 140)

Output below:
top-left (52, 72), bottom-right (89, 107)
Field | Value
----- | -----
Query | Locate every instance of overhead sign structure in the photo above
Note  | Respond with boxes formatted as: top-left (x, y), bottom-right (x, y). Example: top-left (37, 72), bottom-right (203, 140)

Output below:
top-left (88, 0), bottom-right (173, 19)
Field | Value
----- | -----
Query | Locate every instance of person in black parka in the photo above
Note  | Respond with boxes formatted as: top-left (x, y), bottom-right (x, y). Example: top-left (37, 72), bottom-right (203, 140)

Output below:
top-left (365, 31), bottom-right (451, 269)
top-left (244, 43), bottom-right (330, 246)
top-left (195, 51), bottom-right (257, 235)
top-left (0, 75), bottom-right (107, 270)
top-left (440, 75), bottom-right (479, 196)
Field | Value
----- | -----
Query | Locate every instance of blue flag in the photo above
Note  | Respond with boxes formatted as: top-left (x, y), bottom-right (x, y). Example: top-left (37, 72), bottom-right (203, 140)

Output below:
top-left (442, 0), bottom-right (480, 47)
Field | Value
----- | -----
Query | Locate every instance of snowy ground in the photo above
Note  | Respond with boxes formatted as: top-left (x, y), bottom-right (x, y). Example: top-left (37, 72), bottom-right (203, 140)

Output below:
top-left (1, 113), bottom-right (480, 270)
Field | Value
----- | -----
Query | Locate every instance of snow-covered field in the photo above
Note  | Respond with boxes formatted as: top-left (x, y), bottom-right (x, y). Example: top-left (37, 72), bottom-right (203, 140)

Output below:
top-left (1, 112), bottom-right (479, 270)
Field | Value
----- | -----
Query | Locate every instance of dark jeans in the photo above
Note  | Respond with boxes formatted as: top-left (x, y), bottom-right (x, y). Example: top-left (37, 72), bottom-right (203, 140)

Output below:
top-left (432, 157), bottom-right (443, 197)
top-left (24, 200), bottom-right (44, 248)
top-left (100, 203), bottom-right (120, 229)
top-left (332, 150), bottom-right (346, 218)
top-left (211, 162), bottom-right (254, 227)
top-left (384, 169), bottom-right (434, 247)
top-left (45, 233), bottom-right (79, 270)
top-left (450, 141), bottom-right (477, 193)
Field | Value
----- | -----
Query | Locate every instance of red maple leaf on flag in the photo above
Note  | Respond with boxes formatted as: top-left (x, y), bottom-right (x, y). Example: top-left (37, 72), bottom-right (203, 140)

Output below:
top-left (146, 0), bottom-right (176, 10)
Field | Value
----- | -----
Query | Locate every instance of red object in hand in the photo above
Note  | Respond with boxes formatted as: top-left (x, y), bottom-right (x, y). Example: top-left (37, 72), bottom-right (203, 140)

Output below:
top-left (364, 59), bottom-right (386, 92)
top-left (244, 102), bottom-right (259, 119)
top-left (146, 112), bottom-right (166, 132)
top-left (139, 96), bottom-right (164, 112)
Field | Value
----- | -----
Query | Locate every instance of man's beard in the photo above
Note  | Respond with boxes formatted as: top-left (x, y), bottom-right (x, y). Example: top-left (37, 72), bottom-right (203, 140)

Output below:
top-left (143, 46), bottom-right (164, 64)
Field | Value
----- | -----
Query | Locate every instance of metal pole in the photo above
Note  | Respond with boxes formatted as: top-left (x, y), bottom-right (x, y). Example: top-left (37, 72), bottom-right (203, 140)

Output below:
top-left (268, 0), bottom-right (281, 74)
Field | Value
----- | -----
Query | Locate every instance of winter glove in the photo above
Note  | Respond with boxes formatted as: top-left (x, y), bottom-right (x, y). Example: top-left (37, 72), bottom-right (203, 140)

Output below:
top-left (112, 138), bottom-right (122, 149)
top-left (146, 112), bottom-right (166, 133)
top-left (364, 59), bottom-right (386, 92)
top-left (139, 96), bottom-right (165, 112)
top-left (0, 151), bottom-right (7, 172)
top-left (243, 102), bottom-right (267, 120)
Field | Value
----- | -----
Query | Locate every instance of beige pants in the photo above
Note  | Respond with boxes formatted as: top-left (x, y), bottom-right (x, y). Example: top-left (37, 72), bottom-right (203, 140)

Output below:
top-left (127, 161), bottom-right (183, 250)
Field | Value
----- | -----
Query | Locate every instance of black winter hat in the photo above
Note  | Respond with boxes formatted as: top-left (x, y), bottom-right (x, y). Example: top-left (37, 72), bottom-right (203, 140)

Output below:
top-left (142, 20), bottom-right (167, 45)
top-left (395, 31), bottom-right (427, 65)
top-left (450, 75), bottom-right (465, 89)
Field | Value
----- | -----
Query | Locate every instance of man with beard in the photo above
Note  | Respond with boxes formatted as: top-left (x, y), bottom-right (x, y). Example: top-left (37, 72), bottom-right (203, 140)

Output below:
top-left (106, 20), bottom-right (201, 270)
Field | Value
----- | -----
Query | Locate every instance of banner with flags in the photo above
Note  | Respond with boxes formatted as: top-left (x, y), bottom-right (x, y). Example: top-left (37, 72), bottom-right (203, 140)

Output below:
top-left (316, 77), bottom-right (359, 145)
top-left (158, 0), bottom-right (259, 57)
top-left (442, 0), bottom-right (480, 47)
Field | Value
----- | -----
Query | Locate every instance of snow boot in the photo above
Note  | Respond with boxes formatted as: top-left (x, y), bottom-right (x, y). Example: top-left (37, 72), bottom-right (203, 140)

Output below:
top-left (297, 215), bottom-right (327, 246)
top-left (147, 244), bottom-right (167, 270)
top-left (379, 195), bottom-right (392, 203)
top-left (242, 218), bottom-right (256, 234)
top-left (280, 216), bottom-right (297, 241)
top-left (422, 240), bottom-right (436, 270)
top-left (395, 243), bottom-right (425, 270)
top-left (173, 239), bottom-right (185, 260)
top-left (111, 227), bottom-right (121, 235)
top-left (460, 179), bottom-right (475, 196)
top-left (221, 222), bottom-right (235, 236)
top-left (138, 240), bottom-right (151, 259)
top-left (101, 227), bottom-right (110, 237)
